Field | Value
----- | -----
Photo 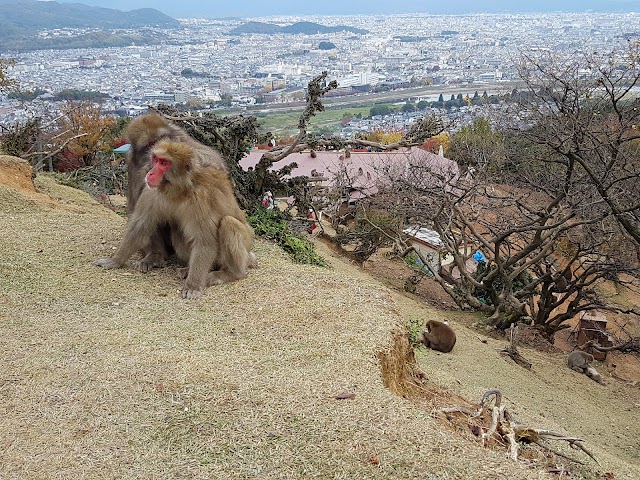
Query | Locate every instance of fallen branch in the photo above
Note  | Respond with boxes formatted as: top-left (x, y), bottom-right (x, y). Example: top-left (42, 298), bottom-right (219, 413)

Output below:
top-left (435, 389), bottom-right (599, 465)
top-left (578, 338), bottom-right (640, 354)
top-left (498, 323), bottom-right (532, 369)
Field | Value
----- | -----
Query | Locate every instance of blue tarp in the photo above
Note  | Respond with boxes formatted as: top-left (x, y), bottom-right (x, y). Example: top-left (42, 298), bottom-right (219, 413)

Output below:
top-left (473, 250), bottom-right (487, 263)
top-left (113, 143), bottom-right (131, 153)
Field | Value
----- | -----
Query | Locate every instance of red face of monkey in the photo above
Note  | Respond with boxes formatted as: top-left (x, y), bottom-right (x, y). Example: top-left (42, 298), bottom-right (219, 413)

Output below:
top-left (146, 153), bottom-right (171, 189)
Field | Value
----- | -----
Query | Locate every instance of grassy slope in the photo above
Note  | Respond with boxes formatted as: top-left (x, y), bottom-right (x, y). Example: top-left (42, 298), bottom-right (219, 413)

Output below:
top-left (0, 174), bottom-right (638, 479)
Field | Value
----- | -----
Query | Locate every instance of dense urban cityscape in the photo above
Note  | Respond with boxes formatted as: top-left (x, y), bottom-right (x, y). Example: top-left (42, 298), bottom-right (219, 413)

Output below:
top-left (2, 11), bottom-right (639, 132)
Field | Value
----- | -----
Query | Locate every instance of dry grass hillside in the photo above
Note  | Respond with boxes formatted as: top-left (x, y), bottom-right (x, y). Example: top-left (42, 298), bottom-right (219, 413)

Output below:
top-left (0, 155), bottom-right (638, 480)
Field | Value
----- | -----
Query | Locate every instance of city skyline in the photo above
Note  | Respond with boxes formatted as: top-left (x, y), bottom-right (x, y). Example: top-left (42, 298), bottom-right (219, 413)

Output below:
top-left (54, 0), bottom-right (640, 18)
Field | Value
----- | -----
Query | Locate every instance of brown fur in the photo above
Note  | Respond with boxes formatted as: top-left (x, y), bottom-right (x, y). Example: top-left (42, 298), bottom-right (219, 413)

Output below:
top-left (123, 113), bottom-right (227, 272)
top-left (96, 139), bottom-right (255, 299)
top-left (419, 320), bottom-right (456, 353)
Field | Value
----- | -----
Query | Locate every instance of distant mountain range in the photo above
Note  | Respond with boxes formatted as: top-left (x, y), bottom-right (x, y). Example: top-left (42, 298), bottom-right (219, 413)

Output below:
top-left (0, 3), bottom-right (372, 52)
top-left (228, 21), bottom-right (368, 36)
top-left (0, 0), bottom-right (179, 51)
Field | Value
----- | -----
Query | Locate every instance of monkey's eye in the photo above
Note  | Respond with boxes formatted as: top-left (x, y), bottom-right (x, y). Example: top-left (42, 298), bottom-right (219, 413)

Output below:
top-left (159, 158), bottom-right (170, 167)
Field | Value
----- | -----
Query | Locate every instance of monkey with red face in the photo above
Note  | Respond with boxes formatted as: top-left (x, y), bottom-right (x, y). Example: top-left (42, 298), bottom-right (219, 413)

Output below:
top-left (96, 140), bottom-right (255, 299)
top-left (123, 113), bottom-right (227, 272)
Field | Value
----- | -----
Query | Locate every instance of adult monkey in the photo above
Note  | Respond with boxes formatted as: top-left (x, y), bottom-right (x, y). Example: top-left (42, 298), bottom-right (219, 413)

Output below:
top-left (124, 113), bottom-right (227, 271)
top-left (96, 140), bottom-right (255, 299)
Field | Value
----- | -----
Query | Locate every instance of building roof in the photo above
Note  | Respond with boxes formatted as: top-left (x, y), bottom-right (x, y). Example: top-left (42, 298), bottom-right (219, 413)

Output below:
top-left (403, 226), bottom-right (445, 249)
top-left (240, 148), bottom-right (458, 198)
top-left (113, 143), bottom-right (131, 153)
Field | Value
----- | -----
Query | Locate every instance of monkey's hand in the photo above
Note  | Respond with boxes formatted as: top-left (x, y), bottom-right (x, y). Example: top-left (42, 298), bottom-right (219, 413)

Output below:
top-left (181, 287), bottom-right (204, 300)
top-left (132, 254), bottom-right (167, 273)
top-left (176, 267), bottom-right (189, 279)
top-left (94, 257), bottom-right (123, 269)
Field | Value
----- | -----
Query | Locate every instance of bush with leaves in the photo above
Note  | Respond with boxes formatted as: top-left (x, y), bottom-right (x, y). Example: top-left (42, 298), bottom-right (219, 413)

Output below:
top-left (406, 317), bottom-right (425, 346)
top-left (335, 208), bottom-right (400, 264)
top-left (0, 118), bottom-right (41, 157)
top-left (247, 206), bottom-right (328, 267)
top-left (468, 262), bottom-right (536, 307)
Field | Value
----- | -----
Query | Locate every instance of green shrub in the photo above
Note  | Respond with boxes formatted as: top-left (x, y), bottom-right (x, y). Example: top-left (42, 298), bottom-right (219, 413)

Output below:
top-left (469, 261), bottom-right (535, 305)
top-left (406, 317), bottom-right (424, 346)
top-left (247, 206), bottom-right (328, 267)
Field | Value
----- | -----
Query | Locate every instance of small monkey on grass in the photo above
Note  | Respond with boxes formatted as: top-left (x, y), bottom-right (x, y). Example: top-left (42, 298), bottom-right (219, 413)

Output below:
top-left (567, 350), bottom-right (605, 385)
top-left (96, 140), bottom-right (255, 299)
top-left (419, 320), bottom-right (457, 353)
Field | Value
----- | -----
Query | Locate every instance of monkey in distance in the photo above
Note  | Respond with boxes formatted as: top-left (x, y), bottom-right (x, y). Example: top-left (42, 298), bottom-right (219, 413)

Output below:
top-left (418, 320), bottom-right (456, 353)
top-left (567, 350), bottom-right (605, 385)
top-left (123, 113), bottom-right (227, 272)
top-left (567, 350), bottom-right (593, 373)
top-left (96, 139), bottom-right (255, 299)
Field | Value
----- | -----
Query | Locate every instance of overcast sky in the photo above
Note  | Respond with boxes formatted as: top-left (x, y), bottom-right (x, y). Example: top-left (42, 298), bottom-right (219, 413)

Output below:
top-left (53, 1), bottom-right (640, 18)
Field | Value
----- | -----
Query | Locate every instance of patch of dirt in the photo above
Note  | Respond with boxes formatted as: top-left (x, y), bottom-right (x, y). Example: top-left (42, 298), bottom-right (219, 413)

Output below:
top-left (0, 155), bottom-right (35, 192)
top-left (0, 156), bottom-right (102, 213)
top-left (515, 325), bottom-right (563, 354)
top-left (362, 247), bottom-right (460, 311)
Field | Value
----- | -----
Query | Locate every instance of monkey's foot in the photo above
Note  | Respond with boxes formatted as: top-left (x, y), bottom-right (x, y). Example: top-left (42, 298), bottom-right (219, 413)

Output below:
top-left (132, 259), bottom-right (165, 273)
top-left (132, 253), bottom-right (167, 272)
top-left (206, 270), bottom-right (246, 286)
top-left (94, 257), bottom-right (122, 269)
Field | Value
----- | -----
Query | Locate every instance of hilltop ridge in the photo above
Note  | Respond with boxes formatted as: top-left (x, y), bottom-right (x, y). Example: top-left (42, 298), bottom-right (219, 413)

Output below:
top-left (0, 158), bottom-right (638, 479)
top-left (0, 0), bottom-right (179, 51)
top-left (228, 20), bottom-right (368, 36)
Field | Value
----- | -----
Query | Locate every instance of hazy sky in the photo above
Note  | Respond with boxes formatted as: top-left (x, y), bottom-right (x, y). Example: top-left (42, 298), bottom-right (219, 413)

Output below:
top-left (53, 1), bottom-right (640, 18)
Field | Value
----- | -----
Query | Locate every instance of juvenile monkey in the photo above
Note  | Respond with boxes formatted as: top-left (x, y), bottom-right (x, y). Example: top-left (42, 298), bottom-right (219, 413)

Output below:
top-left (124, 113), bottom-right (227, 272)
top-left (419, 320), bottom-right (457, 353)
top-left (96, 140), bottom-right (255, 299)
top-left (567, 350), bottom-right (605, 385)
top-left (567, 350), bottom-right (593, 373)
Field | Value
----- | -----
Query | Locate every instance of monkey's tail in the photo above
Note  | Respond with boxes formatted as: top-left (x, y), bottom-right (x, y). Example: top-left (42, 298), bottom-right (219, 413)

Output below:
top-left (219, 216), bottom-right (254, 275)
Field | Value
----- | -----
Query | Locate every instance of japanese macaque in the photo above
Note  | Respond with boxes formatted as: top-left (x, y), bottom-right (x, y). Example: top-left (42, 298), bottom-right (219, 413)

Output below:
top-left (419, 320), bottom-right (457, 353)
top-left (553, 267), bottom-right (572, 293)
top-left (96, 139), bottom-right (255, 299)
top-left (567, 351), bottom-right (605, 385)
top-left (124, 113), bottom-right (227, 272)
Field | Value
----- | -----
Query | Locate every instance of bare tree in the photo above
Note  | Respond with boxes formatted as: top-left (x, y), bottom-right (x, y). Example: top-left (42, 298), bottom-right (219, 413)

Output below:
top-left (367, 125), bottom-right (639, 337)
top-left (337, 43), bottom-right (640, 336)
top-left (511, 40), bottom-right (640, 252)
